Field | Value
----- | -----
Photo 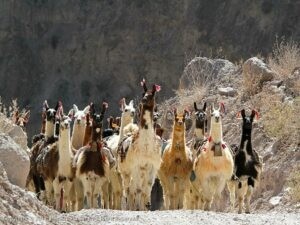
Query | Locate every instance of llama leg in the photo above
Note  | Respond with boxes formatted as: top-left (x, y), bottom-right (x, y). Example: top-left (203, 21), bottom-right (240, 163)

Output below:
top-left (237, 180), bottom-right (247, 214)
top-left (62, 180), bottom-right (73, 212)
top-left (75, 179), bottom-right (84, 210)
top-left (69, 182), bottom-right (76, 211)
top-left (82, 177), bottom-right (91, 209)
top-left (52, 178), bottom-right (61, 211)
top-left (245, 183), bottom-right (254, 213)
top-left (101, 180), bottom-right (110, 209)
top-left (227, 180), bottom-right (236, 212)
top-left (44, 179), bottom-right (54, 206)
top-left (168, 177), bottom-right (176, 210)
top-left (214, 177), bottom-right (226, 212)
top-left (177, 179), bottom-right (188, 209)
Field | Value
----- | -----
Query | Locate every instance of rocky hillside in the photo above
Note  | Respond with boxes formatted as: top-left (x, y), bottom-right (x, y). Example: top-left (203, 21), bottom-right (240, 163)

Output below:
top-left (0, 0), bottom-right (300, 139)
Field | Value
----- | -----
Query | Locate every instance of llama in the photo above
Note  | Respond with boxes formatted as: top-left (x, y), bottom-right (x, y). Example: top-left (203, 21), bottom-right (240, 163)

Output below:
top-left (27, 101), bottom-right (62, 201)
top-left (69, 104), bottom-right (90, 150)
top-left (119, 79), bottom-right (162, 210)
top-left (158, 109), bottom-right (193, 210)
top-left (227, 109), bottom-right (263, 214)
top-left (105, 98), bottom-right (137, 209)
top-left (103, 116), bottom-right (121, 138)
top-left (184, 101), bottom-right (208, 209)
top-left (74, 102), bottom-right (110, 209)
top-left (12, 109), bottom-right (30, 130)
top-left (193, 103), bottom-right (234, 211)
top-left (34, 101), bottom-right (64, 205)
top-left (52, 115), bottom-right (75, 212)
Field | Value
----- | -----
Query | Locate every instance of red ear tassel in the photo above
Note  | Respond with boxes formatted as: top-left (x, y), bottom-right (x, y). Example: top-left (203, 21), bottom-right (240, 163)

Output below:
top-left (154, 84), bottom-right (161, 92)
top-left (254, 110), bottom-right (260, 120)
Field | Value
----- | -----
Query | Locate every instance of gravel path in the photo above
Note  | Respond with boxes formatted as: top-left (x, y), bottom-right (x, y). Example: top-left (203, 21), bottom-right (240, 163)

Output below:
top-left (55, 209), bottom-right (300, 225)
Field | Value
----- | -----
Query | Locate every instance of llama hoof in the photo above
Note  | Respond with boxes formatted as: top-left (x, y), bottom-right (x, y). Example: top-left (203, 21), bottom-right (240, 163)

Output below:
top-left (145, 202), bottom-right (151, 210)
top-left (61, 210), bottom-right (66, 213)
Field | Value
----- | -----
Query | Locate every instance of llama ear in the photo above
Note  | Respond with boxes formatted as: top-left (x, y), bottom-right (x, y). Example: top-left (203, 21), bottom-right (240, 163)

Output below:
top-left (184, 109), bottom-right (190, 119)
top-left (173, 108), bottom-right (177, 117)
top-left (194, 102), bottom-right (198, 111)
top-left (24, 110), bottom-right (30, 121)
top-left (203, 102), bottom-right (207, 112)
top-left (241, 109), bottom-right (246, 119)
top-left (219, 102), bottom-right (226, 114)
top-left (90, 103), bottom-right (95, 115)
top-left (129, 100), bottom-right (134, 108)
top-left (141, 78), bottom-right (147, 92)
top-left (43, 100), bottom-right (49, 111)
top-left (73, 104), bottom-right (79, 113)
top-left (251, 109), bottom-right (259, 121)
top-left (119, 98), bottom-right (126, 111)
top-left (68, 109), bottom-right (74, 119)
top-left (210, 104), bottom-right (214, 113)
top-left (101, 102), bottom-right (108, 115)
top-left (83, 105), bottom-right (90, 115)
top-left (236, 111), bottom-right (242, 119)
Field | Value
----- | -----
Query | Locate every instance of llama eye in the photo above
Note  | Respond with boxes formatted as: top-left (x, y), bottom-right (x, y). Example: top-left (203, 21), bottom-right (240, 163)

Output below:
top-left (125, 109), bottom-right (128, 112)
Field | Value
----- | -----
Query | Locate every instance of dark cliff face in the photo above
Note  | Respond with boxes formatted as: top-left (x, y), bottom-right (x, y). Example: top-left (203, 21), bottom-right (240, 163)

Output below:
top-left (0, 0), bottom-right (299, 139)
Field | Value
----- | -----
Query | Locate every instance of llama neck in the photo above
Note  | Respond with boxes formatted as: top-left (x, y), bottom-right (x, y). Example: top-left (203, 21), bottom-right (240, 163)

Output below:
top-left (171, 127), bottom-right (186, 151)
top-left (45, 121), bottom-right (54, 138)
top-left (119, 115), bottom-right (133, 140)
top-left (194, 128), bottom-right (205, 140)
top-left (140, 109), bottom-right (153, 130)
top-left (71, 123), bottom-right (86, 149)
top-left (59, 128), bottom-right (71, 151)
top-left (209, 121), bottom-right (222, 143)
top-left (240, 130), bottom-right (253, 155)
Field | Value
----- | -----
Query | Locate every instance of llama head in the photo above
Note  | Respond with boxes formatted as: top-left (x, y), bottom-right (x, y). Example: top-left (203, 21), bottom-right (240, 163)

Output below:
top-left (194, 102), bottom-right (207, 129)
top-left (69, 104), bottom-right (90, 125)
top-left (153, 105), bottom-right (161, 123)
top-left (140, 79), bottom-right (161, 111)
top-left (43, 100), bottom-right (61, 123)
top-left (239, 109), bottom-right (259, 133)
top-left (14, 110), bottom-right (30, 129)
top-left (120, 98), bottom-right (136, 119)
top-left (90, 102), bottom-right (108, 135)
top-left (173, 108), bottom-right (189, 130)
top-left (210, 102), bottom-right (225, 124)
top-left (59, 115), bottom-right (72, 132)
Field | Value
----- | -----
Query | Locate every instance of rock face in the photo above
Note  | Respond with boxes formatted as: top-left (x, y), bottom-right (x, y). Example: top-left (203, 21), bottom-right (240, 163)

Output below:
top-left (0, 0), bottom-right (299, 140)
top-left (0, 134), bottom-right (30, 188)
top-left (0, 161), bottom-right (58, 224)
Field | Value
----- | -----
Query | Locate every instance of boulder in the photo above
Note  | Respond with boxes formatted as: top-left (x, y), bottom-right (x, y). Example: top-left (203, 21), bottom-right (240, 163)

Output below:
top-left (181, 57), bottom-right (238, 88)
top-left (218, 87), bottom-right (237, 96)
top-left (243, 57), bottom-right (276, 83)
top-left (0, 133), bottom-right (30, 188)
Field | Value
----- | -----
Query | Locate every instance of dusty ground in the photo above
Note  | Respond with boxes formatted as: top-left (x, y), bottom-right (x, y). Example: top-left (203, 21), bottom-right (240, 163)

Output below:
top-left (55, 209), bottom-right (300, 225)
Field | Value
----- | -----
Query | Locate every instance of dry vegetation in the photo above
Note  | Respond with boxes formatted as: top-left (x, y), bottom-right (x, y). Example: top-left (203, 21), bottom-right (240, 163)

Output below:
top-left (268, 38), bottom-right (300, 79)
top-left (286, 165), bottom-right (300, 203)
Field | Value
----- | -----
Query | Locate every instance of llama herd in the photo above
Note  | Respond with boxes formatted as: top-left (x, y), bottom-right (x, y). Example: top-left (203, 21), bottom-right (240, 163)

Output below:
top-left (24, 79), bottom-right (262, 214)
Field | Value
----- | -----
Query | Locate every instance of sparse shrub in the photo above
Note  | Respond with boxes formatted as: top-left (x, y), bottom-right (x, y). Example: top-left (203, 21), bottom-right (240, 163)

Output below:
top-left (258, 91), bottom-right (299, 145)
top-left (242, 71), bottom-right (262, 96)
top-left (268, 38), bottom-right (300, 78)
top-left (286, 166), bottom-right (300, 203)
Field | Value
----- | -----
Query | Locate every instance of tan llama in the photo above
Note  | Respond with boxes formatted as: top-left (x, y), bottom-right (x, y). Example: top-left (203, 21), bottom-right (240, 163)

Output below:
top-left (158, 109), bottom-right (193, 210)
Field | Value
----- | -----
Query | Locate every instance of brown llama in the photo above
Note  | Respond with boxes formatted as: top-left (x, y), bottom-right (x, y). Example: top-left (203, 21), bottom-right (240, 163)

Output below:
top-left (158, 109), bottom-right (193, 210)
top-left (74, 102), bottom-right (110, 209)
top-left (118, 79), bottom-right (162, 210)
